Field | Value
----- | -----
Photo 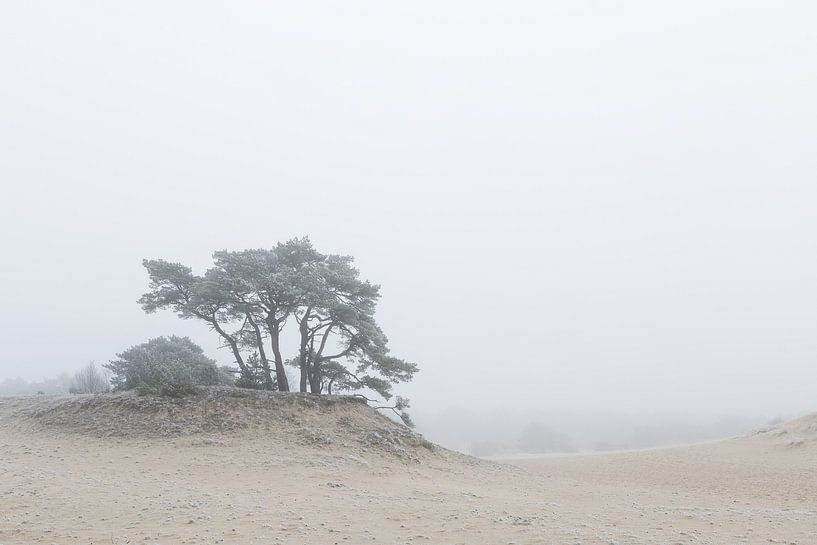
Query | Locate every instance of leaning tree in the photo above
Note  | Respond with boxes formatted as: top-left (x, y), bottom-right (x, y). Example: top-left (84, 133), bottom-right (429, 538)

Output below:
top-left (292, 252), bottom-right (417, 399)
top-left (139, 259), bottom-right (274, 389)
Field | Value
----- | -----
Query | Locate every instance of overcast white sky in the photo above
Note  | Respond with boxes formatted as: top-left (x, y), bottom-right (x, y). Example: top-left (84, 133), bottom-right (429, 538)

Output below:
top-left (1, 1), bottom-right (815, 424)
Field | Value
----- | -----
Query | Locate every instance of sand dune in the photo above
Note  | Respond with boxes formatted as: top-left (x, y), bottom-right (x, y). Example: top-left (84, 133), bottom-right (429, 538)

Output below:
top-left (1, 390), bottom-right (815, 545)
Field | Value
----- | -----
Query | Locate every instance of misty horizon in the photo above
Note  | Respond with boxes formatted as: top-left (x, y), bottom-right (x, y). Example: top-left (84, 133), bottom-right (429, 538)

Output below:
top-left (2, 1), bottom-right (816, 449)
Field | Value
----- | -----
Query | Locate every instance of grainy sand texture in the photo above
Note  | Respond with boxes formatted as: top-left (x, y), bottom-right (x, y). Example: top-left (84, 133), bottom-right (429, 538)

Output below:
top-left (1, 390), bottom-right (815, 545)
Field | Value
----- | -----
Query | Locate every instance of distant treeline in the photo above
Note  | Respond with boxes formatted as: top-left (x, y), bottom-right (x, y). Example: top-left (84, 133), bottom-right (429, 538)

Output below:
top-left (399, 405), bottom-right (791, 456)
top-left (1, 362), bottom-right (111, 396)
top-left (458, 414), bottom-right (782, 456)
top-left (0, 374), bottom-right (71, 396)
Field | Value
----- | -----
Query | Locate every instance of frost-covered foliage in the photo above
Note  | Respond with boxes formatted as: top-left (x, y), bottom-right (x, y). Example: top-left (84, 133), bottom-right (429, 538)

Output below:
top-left (105, 336), bottom-right (231, 397)
top-left (69, 362), bottom-right (110, 394)
top-left (233, 353), bottom-right (269, 390)
top-left (140, 237), bottom-right (418, 404)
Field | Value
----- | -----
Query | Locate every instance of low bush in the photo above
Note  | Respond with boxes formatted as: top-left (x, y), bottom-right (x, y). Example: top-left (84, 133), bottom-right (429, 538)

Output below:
top-left (105, 336), bottom-right (231, 397)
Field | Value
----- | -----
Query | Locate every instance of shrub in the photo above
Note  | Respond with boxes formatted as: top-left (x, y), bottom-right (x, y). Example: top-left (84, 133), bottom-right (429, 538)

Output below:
top-left (105, 336), bottom-right (226, 397)
top-left (233, 353), bottom-right (268, 390)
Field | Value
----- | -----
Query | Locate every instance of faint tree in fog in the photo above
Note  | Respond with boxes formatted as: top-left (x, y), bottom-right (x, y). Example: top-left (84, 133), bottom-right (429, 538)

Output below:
top-left (518, 423), bottom-right (574, 453)
top-left (469, 440), bottom-right (503, 457)
top-left (69, 362), bottom-right (110, 394)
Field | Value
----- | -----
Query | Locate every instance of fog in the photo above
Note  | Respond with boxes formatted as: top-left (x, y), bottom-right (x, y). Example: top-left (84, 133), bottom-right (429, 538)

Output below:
top-left (1, 2), bottom-right (815, 452)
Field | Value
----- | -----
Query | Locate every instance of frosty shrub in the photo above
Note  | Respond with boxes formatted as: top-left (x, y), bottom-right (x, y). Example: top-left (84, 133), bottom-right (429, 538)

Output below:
top-left (105, 336), bottom-right (229, 397)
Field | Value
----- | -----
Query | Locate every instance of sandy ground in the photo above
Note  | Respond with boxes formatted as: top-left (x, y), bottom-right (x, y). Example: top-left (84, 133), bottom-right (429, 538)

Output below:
top-left (1, 393), bottom-right (815, 545)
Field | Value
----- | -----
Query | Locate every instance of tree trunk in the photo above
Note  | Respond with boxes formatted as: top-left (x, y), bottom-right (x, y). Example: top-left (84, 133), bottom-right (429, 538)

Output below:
top-left (266, 317), bottom-right (290, 392)
top-left (246, 314), bottom-right (274, 390)
top-left (298, 309), bottom-right (311, 393)
top-left (308, 358), bottom-right (322, 393)
top-left (212, 321), bottom-right (249, 378)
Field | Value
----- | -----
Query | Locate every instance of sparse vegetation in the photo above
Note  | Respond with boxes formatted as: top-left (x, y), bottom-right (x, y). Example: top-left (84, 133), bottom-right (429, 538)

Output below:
top-left (69, 362), bottom-right (110, 394)
top-left (373, 396), bottom-right (415, 428)
top-left (0, 386), bottom-right (432, 455)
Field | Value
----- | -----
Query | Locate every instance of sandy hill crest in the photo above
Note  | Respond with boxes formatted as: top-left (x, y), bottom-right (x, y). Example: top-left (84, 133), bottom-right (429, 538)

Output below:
top-left (753, 412), bottom-right (817, 448)
top-left (0, 387), bottom-right (439, 461)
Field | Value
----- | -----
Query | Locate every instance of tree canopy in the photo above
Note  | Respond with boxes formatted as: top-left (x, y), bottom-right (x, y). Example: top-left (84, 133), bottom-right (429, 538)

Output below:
top-left (139, 238), bottom-right (417, 402)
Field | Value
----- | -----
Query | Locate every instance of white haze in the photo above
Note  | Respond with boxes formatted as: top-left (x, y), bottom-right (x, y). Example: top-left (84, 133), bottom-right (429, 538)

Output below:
top-left (1, 2), bottom-right (815, 450)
